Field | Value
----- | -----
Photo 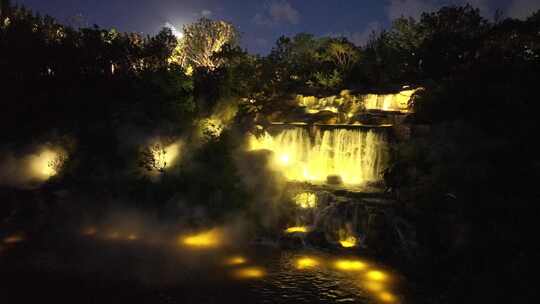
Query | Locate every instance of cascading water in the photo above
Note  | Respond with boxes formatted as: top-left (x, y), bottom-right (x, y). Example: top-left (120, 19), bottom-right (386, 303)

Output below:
top-left (249, 127), bottom-right (388, 185)
top-left (363, 88), bottom-right (418, 112)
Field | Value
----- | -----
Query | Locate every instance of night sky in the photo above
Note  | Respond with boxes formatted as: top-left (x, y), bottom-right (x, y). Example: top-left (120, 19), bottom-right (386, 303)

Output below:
top-left (13, 0), bottom-right (540, 53)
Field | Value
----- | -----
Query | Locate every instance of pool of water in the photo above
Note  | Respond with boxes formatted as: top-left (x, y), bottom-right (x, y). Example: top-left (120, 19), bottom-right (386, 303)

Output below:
top-left (0, 232), bottom-right (406, 304)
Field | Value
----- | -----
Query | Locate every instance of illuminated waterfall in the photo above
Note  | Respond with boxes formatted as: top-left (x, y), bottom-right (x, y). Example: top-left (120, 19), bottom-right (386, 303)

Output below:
top-left (249, 127), bottom-right (387, 185)
top-left (363, 88), bottom-right (418, 111)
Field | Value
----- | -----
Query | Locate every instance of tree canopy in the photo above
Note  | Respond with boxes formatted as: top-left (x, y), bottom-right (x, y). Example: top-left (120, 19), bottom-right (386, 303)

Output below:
top-left (171, 18), bottom-right (239, 70)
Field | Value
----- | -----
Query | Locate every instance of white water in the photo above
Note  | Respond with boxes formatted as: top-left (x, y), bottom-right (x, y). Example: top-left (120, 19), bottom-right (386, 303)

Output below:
top-left (363, 89), bottom-right (417, 111)
top-left (250, 127), bottom-right (388, 185)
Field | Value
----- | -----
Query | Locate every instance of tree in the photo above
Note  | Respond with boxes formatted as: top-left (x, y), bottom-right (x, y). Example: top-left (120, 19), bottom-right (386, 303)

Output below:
top-left (417, 4), bottom-right (488, 78)
top-left (360, 31), bottom-right (409, 85)
top-left (144, 27), bottom-right (178, 70)
top-left (359, 17), bottom-right (424, 85)
top-left (212, 44), bottom-right (262, 100)
top-left (266, 33), bottom-right (330, 92)
top-left (321, 39), bottom-right (359, 73)
top-left (171, 18), bottom-right (239, 70)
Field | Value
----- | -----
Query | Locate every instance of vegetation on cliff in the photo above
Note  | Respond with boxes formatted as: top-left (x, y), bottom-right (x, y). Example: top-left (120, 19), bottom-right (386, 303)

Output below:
top-left (1, 2), bottom-right (539, 302)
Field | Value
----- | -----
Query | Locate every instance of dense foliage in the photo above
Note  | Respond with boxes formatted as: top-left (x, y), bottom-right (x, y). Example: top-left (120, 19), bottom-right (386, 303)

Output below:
top-left (2, 2), bottom-right (540, 302)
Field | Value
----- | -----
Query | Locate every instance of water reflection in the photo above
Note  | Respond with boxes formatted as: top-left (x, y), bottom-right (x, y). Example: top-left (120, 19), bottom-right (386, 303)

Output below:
top-left (334, 259), bottom-right (368, 271)
top-left (364, 281), bottom-right (384, 292)
top-left (268, 251), bottom-right (404, 303)
top-left (366, 270), bottom-right (389, 282)
top-left (180, 229), bottom-right (222, 248)
top-left (295, 257), bottom-right (320, 269)
top-left (4, 227), bottom-right (405, 303)
top-left (233, 267), bottom-right (266, 279)
top-left (378, 291), bottom-right (398, 303)
top-left (225, 256), bottom-right (247, 265)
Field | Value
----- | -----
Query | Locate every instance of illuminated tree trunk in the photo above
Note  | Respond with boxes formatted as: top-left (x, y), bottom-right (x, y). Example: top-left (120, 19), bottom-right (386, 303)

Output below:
top-left (171, 18), bottom-right (239, 70)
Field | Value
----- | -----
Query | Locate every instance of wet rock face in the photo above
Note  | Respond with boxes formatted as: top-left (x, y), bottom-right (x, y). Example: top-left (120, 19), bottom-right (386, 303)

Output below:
top-left (286, 188), bottom-right (418, 259)
top-left (279, 232), bottom-right (306, 249)
top-left (260, 87), bottom-right (420, 126)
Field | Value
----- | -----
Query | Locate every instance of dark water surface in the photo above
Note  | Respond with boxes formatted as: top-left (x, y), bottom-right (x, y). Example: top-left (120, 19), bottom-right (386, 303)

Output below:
top-left (0, 234), bottom-right (406, 304)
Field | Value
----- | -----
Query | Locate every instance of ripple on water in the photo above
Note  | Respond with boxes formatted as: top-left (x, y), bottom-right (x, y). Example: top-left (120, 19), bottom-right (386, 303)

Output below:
top-left (1, 237), bottom-right (404, 304)
top-left (248, 251), bottom-right (377, 304)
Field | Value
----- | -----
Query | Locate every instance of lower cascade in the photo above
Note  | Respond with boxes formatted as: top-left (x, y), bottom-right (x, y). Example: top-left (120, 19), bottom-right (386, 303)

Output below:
top-left (250, 127), bottom-right (388, 185)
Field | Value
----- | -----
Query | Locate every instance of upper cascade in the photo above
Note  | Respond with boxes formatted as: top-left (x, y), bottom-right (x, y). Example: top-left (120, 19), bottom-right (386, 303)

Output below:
top-left (268, 87), bottom-right (421, 126)
top-left (249, 86), bottom-right (420, 186)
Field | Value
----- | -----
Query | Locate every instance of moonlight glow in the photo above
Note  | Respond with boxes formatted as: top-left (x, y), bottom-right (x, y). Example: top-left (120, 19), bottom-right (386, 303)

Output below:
top-left (165, 22), bottom-right (184, 39)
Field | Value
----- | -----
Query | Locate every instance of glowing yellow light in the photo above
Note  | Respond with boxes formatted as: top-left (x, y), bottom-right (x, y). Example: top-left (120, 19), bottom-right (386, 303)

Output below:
top-left (200, 118), bottom-right (225, 138)
top-left (151, 142), bottom-right (181, 171)
top-left (334, 259), bottom-right (367, 271)
top-left (3, 234), bottom-right (25, 244)
top-left (364, 88), bottom-right (420, 112)
top-left (296, 257), bottom-right (320, 269)
top-left (378, 291), bottom-right (397, 303)
top-left (225, 256), bottom-right (247, 265)
top-left (302, 166), bottom-right (312, 179)
top-left (233, 267), bottom-right (266, 279)
top-left (293, 192), bottom-right (317, 209)
top-left (181, 229), bottom-right (221, 248)
top-left (339, 236), bottom-right (357, 248)
top-left (278, 154), bottom-right (290, 165)
top-left (248, 127), bottom-right (388, 185)
top-left (297, 95), bottom-right (342, 114)
top-left (284, 226), bottom-right (308, 233)
top-left (127, 234), bottom-right (138, 241)
top-left (30, 149), bottom-right (61, 179)
top-left (366, 270), bottom-right (388, 282)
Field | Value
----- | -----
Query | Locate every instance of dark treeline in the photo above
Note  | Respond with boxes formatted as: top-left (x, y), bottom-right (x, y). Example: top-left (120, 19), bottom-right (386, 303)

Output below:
top-left (0, 2), bottom-right (252, 224)
top-left (1, 1), bottom-right (539, 303)
top-left (0, 4), bottom-right (193, 164)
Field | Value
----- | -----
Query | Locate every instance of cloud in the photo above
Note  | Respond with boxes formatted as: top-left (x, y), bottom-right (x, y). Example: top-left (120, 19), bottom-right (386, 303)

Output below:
top-left (465, 0), bottom-right (493, 18)
top-left (190, 9), bottom-right (213, 19)
top-left (200, 9), bottom-right (213, 18)
top-left (269, 1), bottom-right (300, 24)
top-left (253, 1), bottom-right (300, 26)
top-left (507, 0), bottom-right (540, 19)
top-left (387, 0), bottom-right (437, 20)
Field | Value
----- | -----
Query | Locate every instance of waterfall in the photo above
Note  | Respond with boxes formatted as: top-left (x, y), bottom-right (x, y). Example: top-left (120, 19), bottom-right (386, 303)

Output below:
top-left (363, 89), bottom-right (417, 111)
top-left (249, 127), bottom-right (388, 185)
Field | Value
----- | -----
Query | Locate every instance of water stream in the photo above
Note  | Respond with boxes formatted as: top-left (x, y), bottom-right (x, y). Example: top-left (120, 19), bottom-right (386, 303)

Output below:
top-left (249, 127), bottom-right (388, 185)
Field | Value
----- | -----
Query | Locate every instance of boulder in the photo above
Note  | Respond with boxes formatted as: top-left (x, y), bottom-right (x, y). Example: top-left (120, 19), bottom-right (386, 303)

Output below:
top-left (326, 175), bottom-right (343, 185)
